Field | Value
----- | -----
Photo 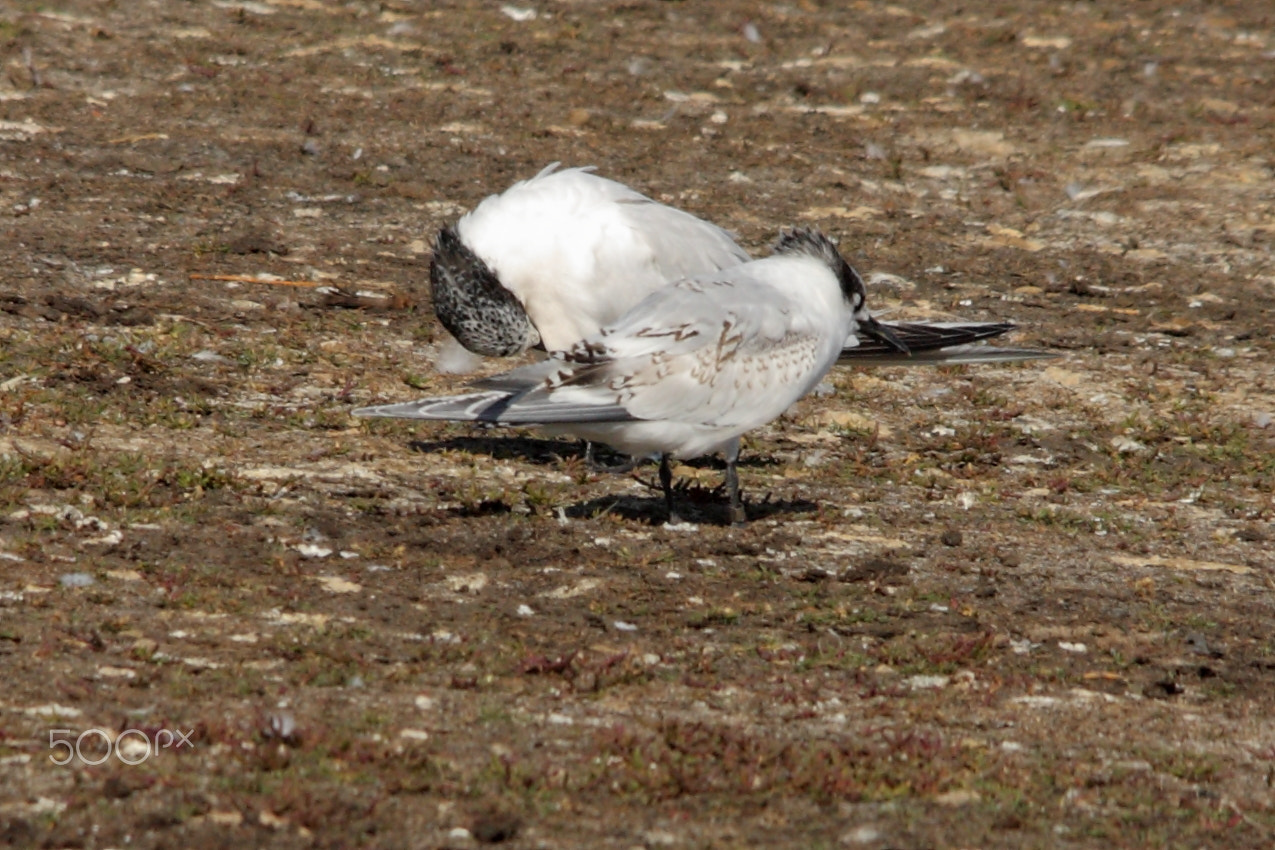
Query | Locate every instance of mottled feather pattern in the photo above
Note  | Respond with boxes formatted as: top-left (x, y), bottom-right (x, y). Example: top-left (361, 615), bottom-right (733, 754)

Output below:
top-left (502, 260), bottom-right (837, 431)
top-left (430, 227), bottom-right (539, 357)
top-left (699, 330), bottom-right (821, 395)
top-left (634, 323), bottom-right (701, 343)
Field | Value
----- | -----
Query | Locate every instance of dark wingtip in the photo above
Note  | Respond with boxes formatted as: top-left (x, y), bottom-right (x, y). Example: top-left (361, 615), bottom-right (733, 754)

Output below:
top-left (864, 318), bottom-right (910, 355)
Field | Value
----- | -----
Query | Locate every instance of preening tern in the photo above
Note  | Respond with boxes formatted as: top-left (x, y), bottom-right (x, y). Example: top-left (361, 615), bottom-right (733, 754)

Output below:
top-left (431, 163), bottom-right (749, 358)
top-left (428, 164), bottom-right (1043, 368)
top-left (359, 228), bottom-right (910, 525)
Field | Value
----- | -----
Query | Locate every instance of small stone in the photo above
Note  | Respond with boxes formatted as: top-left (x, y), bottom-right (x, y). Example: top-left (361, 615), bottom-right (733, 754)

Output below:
top-left (96, 666), bottom-right (136, 679)
top-left (499, 5), bottom-right (536, 22)
top-left (59, 572), bottom-right (95, 588)
top-left (266, 712), bottom-right (299, 743)
top-left (103, 774), bottom-right (145, 799)
top-left (840, 825), bottom-right (880, 845)
top-left (1111, 436), bottom-right (1148, 454)
top-left (803, 449), bottom-right (828, 468)
top-left (934, 789), bottom-right (981, 806)
top-left (471, 810), bottom-right (520, 844)
top-left (907, 674), bottom-right (950, 690)
top-left (940, 529), bottom-right (963, 547)
top-left (225, 227), bottom-right (289, 256)
top-left (445, 826), bottom-right (476, 848)
top-left (314, 575), bottom-right (360, 593)
top-left (1143, 679), bottom-right (1183, 699)
top-left (1236, 525), bottom-right (1267, 542)
top-left (1186, 633), bottom-right (1225, 659)
top-left (842, 558), bottom-right (908, 584)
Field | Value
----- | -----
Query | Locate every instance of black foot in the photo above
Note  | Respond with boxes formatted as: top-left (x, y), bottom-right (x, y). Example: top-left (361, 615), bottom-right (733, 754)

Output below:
top-left (584, 441), bottom-right (639, 474)
top-left (590, 456), bottom-right (641, 474)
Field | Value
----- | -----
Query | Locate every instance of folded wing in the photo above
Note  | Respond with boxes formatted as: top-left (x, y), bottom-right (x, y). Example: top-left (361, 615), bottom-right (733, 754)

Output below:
top-left (841, 320), bottom-right (1054, 365)
top-left (358, 266), bottom-right (837, 432)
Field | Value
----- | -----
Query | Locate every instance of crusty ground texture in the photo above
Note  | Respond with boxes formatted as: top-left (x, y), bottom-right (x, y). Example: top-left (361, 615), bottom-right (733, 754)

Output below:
top-left (1, 2), bottom-right (1273, 848)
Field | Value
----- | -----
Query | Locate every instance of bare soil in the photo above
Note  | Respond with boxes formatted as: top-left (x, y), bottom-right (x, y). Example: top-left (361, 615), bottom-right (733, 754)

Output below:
top-left (1, 1), bottom-right (1274, 848)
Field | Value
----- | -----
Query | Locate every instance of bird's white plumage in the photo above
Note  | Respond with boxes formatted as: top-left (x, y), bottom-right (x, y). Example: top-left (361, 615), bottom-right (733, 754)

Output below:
top-left (454, 164), bottom-right (750, 351)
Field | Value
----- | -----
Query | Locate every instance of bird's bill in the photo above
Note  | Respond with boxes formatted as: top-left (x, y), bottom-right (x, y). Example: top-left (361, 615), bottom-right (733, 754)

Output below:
top-left (861, 317), bottom-right (910, 355)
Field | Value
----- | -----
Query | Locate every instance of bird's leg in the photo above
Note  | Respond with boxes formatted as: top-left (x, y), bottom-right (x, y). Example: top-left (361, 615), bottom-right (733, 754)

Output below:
top-left (724, 438), bottom-right (746, 527)
top-left (659, 454), bottom-right (682, 525)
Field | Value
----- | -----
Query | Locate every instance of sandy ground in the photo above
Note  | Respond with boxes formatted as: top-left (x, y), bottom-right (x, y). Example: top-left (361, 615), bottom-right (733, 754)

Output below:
top-left (1, 1), bottom-right (1274, 848)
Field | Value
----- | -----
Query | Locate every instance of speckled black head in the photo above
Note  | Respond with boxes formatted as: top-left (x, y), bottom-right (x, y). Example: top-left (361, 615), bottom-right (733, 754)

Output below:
top-left (773, 227), bottom-right (869, 310)
top-left (774, 227), bottom-right (909, 354)
top-left (429, 226), bottom-right (540, 357)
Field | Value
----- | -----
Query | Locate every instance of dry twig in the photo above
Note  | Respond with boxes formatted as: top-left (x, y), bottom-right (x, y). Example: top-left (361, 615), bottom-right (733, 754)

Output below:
top-left (190, 273), bottom-right (321, 288)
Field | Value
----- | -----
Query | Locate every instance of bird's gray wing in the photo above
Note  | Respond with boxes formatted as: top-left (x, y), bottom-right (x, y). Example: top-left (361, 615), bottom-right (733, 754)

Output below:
top-left (354, 392), bottom-right (518, 422)
top-left (838, 344), bottom-right (1058, 367)
top-left (361, 264), bottom-right (835, 430)
top-left (850, 321), bottom-right (1013, 355)
top-left (353, 385), bottom-right (636, 425)
top-left (529, 274), bottom-right (829, 429)
top-left (615, 195), bottom-right (751, 281)
top-left (840, 320), bottom-right (1054, 365)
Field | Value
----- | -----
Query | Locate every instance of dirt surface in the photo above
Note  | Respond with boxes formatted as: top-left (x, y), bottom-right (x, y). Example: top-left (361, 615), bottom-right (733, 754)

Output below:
top-left (1, 1), bottom-right (1274, 847)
